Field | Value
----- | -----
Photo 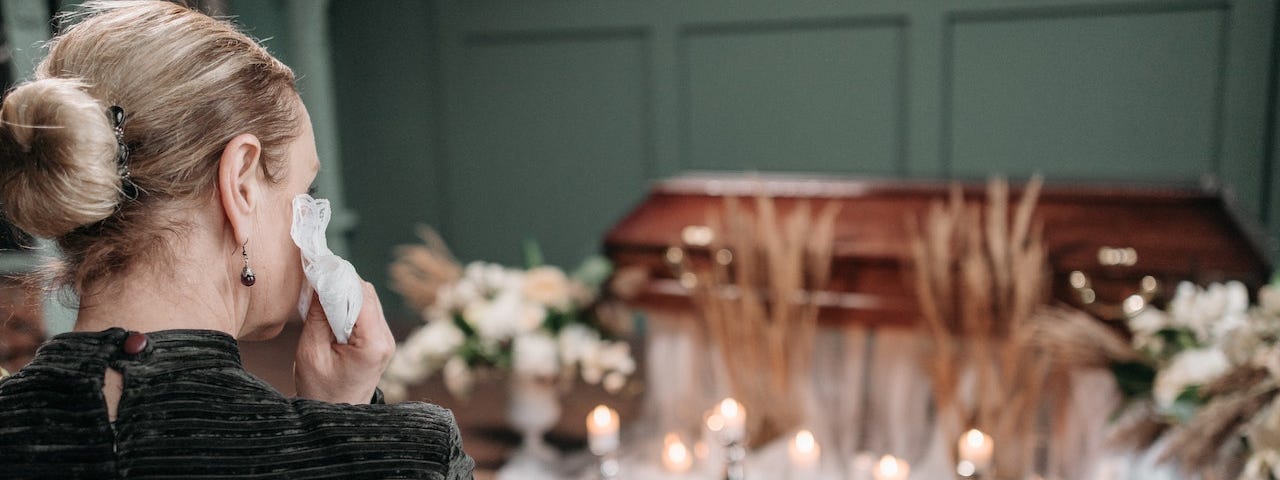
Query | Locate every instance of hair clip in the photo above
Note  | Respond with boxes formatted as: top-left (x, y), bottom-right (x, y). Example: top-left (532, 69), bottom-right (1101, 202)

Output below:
top-left (108, 105), bottom-right (138, 201)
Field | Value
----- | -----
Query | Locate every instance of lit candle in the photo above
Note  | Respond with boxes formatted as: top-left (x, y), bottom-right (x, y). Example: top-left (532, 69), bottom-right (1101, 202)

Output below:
top-left (957, 429), bottom-right (994, 472)
top-left (788, 429), bottom-right (820, 472)
top-left (663, 433), bottom-right (693, 473)
top-left (873, 455), bottom-right (910, 480)
top-left (586, 405), bottom-right (620, 455)
top-left (718, 398), bottom-right (746, 442)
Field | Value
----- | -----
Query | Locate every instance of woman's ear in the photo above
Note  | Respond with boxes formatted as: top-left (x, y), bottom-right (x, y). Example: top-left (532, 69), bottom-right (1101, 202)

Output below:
top-left (217, 133), bottom-right (264, 246)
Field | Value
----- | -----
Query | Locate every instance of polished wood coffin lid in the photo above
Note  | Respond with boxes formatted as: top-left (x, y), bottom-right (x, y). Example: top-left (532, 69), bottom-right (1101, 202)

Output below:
top-left (604, 173), bottom-right (1273, 327)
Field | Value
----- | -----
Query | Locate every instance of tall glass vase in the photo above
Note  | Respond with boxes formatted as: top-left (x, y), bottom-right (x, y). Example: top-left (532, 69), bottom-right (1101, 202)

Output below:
top-left (497, 374), bottom-right (562, 480)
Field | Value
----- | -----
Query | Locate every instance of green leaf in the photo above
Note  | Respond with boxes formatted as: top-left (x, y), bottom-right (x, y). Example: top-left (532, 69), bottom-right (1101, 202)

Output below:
top-left (571, 256), bottom-right (613, 290)
top-left (1153, 328), bottom-right (1200, 357)
top-left (452, 312), bottom-right (476, 337)
top-left (1166, 385), bottom-right (1204, 423)
top-left (524, 239), bottom-right (544, 269)
top-left (1110, 361), bottom-right (1157, 400)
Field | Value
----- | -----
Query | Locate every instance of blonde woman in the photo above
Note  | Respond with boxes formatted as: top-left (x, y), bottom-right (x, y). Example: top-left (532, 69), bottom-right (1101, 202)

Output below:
top-left (0, 2), bottom-right (473, 478)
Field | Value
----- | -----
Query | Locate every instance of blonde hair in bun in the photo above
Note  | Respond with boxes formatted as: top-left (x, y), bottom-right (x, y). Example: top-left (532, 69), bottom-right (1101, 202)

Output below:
top-left (0, 78), bottom-right (123, 238)
top-left (0, 0), bottom-right (298, 292)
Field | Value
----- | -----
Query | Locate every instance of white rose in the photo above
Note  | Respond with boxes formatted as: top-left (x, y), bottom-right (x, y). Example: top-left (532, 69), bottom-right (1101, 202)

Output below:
top-left (522, 266), bottom-right (573, 310)
top-left (1128, 309), bottom-right (1170, 351)
top-left (463, 262), bottom-right (488, 284)
top-left (1260, 285), bottom-right (1280, 316)
top-left (1225, 281), bottom-right (1251, 313)
top-left (603, 371), bottom-right (627, 394)
top-left (596, 341), bottom-right (636, 375)
top-left (482, 263), bottom-right (510, 290)
top-left (558, 324), bottom-right (601, 366)
top-left (481, 291), bottom-right (522, 340)
top-left (450, 280), bottom-right (481, 308)
top-left (418, 319), bottom-right (466, 361)
top-left (1153, 348), bottom-right (1231, 409)
top-left (443, 356), bottom-right (473, 398)
top-left (513, 331), bottom-right (560, 378)
top-left (581, 362), bottom-right (604, 384)
top-left (1168, 282), bottom-right (1250, 342)
top-left (518, 303), bottom-right (547, 333)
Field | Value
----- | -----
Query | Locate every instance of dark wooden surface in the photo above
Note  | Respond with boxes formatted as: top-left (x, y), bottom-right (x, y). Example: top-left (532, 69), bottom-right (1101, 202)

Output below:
top-left (606, 174), bottom-right (1274, 327)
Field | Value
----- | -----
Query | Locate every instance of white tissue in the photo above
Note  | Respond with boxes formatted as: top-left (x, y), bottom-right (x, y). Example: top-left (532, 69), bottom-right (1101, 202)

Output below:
top-left (291, 194), bottom-right (362, 344)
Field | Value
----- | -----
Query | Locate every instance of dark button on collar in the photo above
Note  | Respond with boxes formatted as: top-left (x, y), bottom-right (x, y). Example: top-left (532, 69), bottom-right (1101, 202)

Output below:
top-left (122, 332), bottom-right (148, 355)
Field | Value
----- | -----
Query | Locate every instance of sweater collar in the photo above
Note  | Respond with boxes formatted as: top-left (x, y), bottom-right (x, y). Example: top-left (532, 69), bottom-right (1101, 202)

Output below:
top-left (32, 328), bottom-right (243, 372)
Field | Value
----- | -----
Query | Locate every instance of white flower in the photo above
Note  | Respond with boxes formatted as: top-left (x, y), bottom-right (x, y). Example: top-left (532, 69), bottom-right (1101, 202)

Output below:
top-left (581, 362), bottom-right (604, 384)
top-left (463, 290), bottom-right (523, 341)
top-left (522, 266), bottom-right (573, 310)
top-left (603, 371), bottom-right (627, 394)
top-left (513, 331), bottom-right (560, 378)
top-left (385, 321), bottom-right (463, 384)
top-left (580, 339), bottom-right (635, 385)
top-left (518, 303), bottom-right (547, 333)
top-left (442, 280), bottom-right (481, 310)
top-left (463, 262), bottom-right (515, 295)
top-left (443, 356), bottom-right (473, 398)
top-left (596, 341), bottom-right (636, 375)
top-left (417, 319), bottom-right (466, 361)
top-left (1127, 309), bottom-right (1170, 351)
top-left (1260, 285), bottom-right (1280, 316)
top-left (558, 324), bottom-right (601, 366)
top-left (1167, 281), bottom-right (1250, 342)
top-left (1153, 348), bottom-right (1231, 409)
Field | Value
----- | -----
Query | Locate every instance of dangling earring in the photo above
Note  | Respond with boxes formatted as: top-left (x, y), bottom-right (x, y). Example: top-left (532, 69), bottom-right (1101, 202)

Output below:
top-left (240, 242), bottom-right (256, 287)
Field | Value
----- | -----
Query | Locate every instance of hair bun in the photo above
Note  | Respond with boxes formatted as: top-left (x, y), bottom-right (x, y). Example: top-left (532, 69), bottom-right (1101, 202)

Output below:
top-left (0, 78), bottom-right (122, 238)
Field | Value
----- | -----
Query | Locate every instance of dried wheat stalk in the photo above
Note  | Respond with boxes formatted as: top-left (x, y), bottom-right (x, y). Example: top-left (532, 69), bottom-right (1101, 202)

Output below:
top-left (677, 195), bottom-right (839, 446)
top-left (908, 177), bottom-right (1055, 478)
top-left (388, 226), bottom-right (463, 311)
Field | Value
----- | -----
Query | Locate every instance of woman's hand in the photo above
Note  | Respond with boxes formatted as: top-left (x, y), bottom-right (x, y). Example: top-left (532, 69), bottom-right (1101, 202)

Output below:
top-left (293, 281), bottom-right (396, 404)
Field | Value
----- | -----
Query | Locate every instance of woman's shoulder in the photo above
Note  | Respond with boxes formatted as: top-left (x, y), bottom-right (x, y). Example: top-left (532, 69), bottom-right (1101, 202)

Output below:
top-left (286, 397), bottom-right (476, 478)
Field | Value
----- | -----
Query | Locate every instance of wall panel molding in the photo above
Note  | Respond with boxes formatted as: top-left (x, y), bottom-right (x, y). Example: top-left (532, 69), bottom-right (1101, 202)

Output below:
top-left (677, 17), bottom-right (908, 174)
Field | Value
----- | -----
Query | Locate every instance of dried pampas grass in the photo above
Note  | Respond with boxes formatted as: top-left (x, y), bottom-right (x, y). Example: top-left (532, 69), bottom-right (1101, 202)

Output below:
top-left (672, 195), bottom-right (839, 447)
top-left (907, 176), bottom-right (1055, 477)
top-left (388, 226), bottom-right (462, 312)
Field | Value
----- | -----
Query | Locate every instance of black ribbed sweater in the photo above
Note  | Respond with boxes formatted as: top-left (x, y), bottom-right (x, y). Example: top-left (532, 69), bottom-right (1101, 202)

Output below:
top-left (0, 328), bottom-right (475, 479)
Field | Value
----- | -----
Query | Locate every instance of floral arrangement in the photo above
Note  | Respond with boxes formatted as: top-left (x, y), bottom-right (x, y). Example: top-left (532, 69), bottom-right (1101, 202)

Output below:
top-left (1096, 278), bottom-right (1280, 478)
top-left (380, 228), bottom-right (637, 401)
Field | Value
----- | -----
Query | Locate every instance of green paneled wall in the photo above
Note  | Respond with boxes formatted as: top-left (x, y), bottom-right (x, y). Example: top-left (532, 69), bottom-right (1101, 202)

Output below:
top-left (230, 0), bottom-right (1280, 312)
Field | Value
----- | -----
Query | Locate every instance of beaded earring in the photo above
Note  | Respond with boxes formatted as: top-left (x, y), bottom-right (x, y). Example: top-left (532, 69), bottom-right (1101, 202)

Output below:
top-left (240, 242), bottom-right (256, 287)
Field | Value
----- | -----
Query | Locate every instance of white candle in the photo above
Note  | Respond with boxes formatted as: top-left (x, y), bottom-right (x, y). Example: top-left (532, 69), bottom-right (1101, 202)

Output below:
top-left (663, 433), bottom-right (693, 473)
top-left (718, 398), bottom-right (746, 442)
top-left (788, 429), bottom-right (820, 472)
top-left (957, 429), bottom-right (994, 472)
top-left (586, 405), bottom-right (619, 455)
top-left (873, 455), bottom-right (910, 480)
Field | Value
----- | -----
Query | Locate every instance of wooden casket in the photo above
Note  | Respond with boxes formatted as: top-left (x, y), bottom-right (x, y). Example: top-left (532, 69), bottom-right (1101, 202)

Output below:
top-left (605, 173), bottom-right (1273, 327)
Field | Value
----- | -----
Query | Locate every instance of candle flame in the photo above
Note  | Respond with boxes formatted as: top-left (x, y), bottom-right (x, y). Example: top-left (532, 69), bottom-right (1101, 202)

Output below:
top-left (964, 429), bottom-right (988, 447)
top-left (719, 398), bottom-right (742, 419)
top-left (879, 455), bottom-right (899, 475)
top-left (590, 405), bottom-right (614, 428)
top-left (794, 430), bottom-right (816, 452)
top-left (664, 433), bottom-right (688, 462)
